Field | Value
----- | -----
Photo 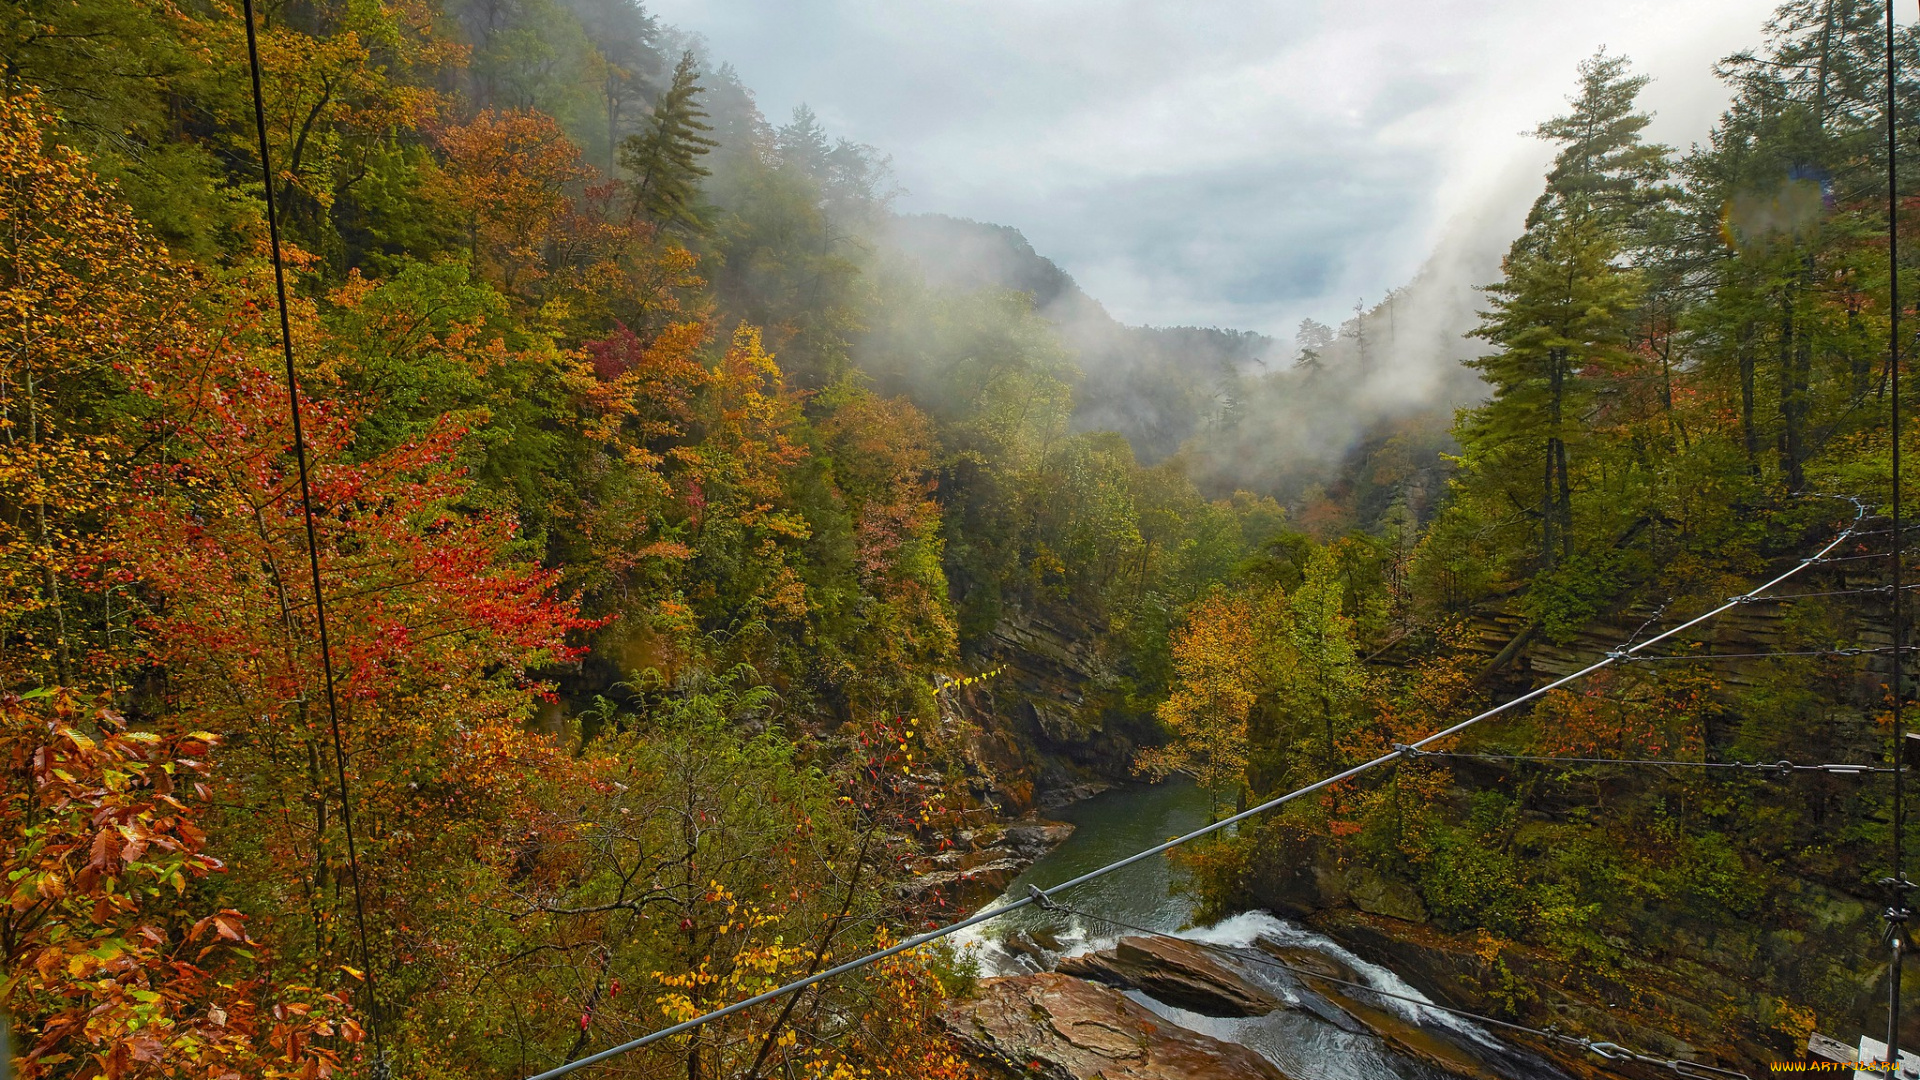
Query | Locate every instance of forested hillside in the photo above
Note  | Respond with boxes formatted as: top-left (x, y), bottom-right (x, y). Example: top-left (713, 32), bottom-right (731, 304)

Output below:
top-left (1157, 8), bottom-right (1920, 1067)
top-left (4, 0), bottom-right (1920, 1076)
top-left (0, 0), bottom-right (1286, 1076)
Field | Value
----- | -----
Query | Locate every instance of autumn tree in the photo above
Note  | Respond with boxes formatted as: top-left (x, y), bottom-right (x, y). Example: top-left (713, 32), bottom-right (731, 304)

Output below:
top-left (432, 109), bottom-right (592, 298)
top-left (2, 692), bottom-right (358, 1080)
top-left (1137, 585), bottom-right (1288, 817)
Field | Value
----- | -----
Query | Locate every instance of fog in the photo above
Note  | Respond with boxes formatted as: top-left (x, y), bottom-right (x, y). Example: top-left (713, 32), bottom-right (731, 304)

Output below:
top-left (648, 0), bottom-right (1769, 339)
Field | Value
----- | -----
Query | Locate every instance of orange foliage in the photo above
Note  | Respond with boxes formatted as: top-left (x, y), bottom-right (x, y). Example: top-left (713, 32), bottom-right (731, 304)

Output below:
top-left (1138, 586), bottom-right (1289, 799)
top-left (431, 110), bottom-right (591, 296)
top-left (1533, 666), bottom-right (1715, 760)
top-left (2, 691), bottom-right (356, 1079)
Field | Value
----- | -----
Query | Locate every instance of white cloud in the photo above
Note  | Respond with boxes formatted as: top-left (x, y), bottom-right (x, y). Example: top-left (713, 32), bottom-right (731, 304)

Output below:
top-left (646, 0), bottom-right (1805, 335)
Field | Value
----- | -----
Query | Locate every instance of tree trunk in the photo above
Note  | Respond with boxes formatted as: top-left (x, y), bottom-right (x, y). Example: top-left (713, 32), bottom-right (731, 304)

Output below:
top-left (1740, 325), bottom-right (1759, 474)
top-left (1779, 272), bottom-right (1810, 492)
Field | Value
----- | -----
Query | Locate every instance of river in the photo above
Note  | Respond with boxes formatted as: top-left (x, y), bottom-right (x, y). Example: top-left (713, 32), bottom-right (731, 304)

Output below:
top-left (953, 779), bottom-right (1575, 1080)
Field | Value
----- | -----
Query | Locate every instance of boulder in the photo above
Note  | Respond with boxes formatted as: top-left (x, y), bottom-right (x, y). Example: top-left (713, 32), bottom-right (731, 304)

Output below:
top-left (999, 820), bottom-right (1075, 860)
top-left (942, 972), bottom-right (1293, 1080)
top-left (1343, 865), bottom-right (1429, 923)
top-left (1055, 935), bottom-right (1281, 1017)
top-left (900, 858), bottom-right (1025, 911)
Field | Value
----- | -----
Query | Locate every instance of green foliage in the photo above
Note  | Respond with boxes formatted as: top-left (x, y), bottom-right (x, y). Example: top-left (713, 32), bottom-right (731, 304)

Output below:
top-left (621, 50), bottom-right (718, 230)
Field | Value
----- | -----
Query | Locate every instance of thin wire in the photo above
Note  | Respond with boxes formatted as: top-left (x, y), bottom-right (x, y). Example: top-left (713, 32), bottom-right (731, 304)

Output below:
top-left (517, 503), bottom-right (1861, 1080)
top-left (1621, 646), bottom-right (1908, 662)
top-left (241, 0), bottom-right (382, 1054)
top-left (1044, 900), bottom-right (1752, 1080)
top-left (1737, 584), bottom-right (1920, 601)
top-left (1816, 550), bottom-right (1900, 563)
top-left (1849, 522), bottom-right (1918, 538)
top-left (1888, 0), bottom-right (1910, 1060)
top-left (1401, 748), bottom-right (1898, 775)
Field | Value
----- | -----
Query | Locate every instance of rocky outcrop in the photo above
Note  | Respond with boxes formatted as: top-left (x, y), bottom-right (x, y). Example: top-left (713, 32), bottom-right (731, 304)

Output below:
top-left (941, 972), bottom-right (1294, 1080)
top-left (901, 820), bottom-right (1075, 911)
top-left (1295, 910), bottom-right (1764, 1078)
top-left (1055, 936), bottom-right (1280, 1017)
top-left (1252, 942), bottom-right (1534, 1080)
top-left (941, 606), bottom-right (1157, 811)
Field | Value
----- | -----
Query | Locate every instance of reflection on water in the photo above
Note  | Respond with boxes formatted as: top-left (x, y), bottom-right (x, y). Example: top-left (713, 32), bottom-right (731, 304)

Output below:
top-left (954, 779), bottom-right (1573, 1080)
top-left (954, 777), bottom-right (1212, 967)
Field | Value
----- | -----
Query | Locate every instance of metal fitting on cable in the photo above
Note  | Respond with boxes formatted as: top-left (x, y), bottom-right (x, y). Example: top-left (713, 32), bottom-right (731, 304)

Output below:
top-left (1392, 743), bottom-right (1426, 759)
top-left (1026, 884), bottom-right (1055, 911)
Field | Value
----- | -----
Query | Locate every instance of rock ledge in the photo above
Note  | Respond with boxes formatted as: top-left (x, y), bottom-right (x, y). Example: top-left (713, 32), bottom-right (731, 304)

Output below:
top-left (941, 972), bottom-right (1293, 1080)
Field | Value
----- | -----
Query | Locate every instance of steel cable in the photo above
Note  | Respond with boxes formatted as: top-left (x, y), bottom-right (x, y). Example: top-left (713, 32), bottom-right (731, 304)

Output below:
top-left (240, 0), bottom-right (383, 1062)
top-left (518, 502), bottom-right (1862, 1080)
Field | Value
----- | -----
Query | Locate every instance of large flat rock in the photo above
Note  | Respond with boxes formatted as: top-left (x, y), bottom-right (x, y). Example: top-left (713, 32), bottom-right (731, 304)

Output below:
top-left (1056, 935), bottom-right (1281, 1017)
top-left (942, 972), bottom-right (1293, 1080)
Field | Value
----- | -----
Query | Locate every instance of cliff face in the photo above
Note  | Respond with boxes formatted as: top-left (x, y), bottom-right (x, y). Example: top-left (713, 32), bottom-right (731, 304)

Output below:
top-left (940, 604), bottom-right (1160, 813)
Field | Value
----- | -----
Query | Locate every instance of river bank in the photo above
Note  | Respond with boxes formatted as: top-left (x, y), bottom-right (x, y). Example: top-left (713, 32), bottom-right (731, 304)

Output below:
top-left (937, 780), bottom-right (1592, 1080)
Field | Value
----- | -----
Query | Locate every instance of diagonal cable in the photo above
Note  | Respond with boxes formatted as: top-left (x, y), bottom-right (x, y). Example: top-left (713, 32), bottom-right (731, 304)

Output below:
top-left (518, 501), bottom-right (1862, 1080)
top-left (241, 0), bottom-right (382, 1056)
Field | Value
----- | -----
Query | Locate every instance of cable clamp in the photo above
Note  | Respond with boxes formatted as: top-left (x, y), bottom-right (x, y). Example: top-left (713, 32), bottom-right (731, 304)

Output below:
top-left (1586, 1040), bottom-right (1632, 1061)
top-left (1026, 885), bottom-right (1056, 912)
top-left (1728, 594), bottom-right (1753, 605)
top-left (1392, 743), bottom-right (1427, 759)
top-left (1605, 649), bottom-right (1632, 662)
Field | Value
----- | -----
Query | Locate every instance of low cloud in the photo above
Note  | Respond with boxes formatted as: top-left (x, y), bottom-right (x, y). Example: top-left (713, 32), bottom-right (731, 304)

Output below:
top-left (651, 0), bottom-right (1767, 338)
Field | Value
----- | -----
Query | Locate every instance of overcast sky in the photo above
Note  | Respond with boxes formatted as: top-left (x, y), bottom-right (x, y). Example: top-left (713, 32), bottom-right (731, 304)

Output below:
top-left (647, 0), bottom-right (1805, 338)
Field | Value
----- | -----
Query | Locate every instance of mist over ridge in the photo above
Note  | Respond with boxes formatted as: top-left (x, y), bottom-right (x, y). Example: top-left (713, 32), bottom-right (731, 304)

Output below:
top-left (874, 207), bottom-right (1493, 507)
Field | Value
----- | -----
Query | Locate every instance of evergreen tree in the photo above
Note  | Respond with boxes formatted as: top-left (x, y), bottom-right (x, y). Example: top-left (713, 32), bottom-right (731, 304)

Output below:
top-left (1462, 54), bottom-right (1657, 571)
top-left (620, 49), bottom-right (718, 230)
top-left (1293, 318), bottom-right (1334, 374)
top-left (1470, 214), bottom-right (1640, 568)
top-left (1526, 51), bottom-right (1674, 242)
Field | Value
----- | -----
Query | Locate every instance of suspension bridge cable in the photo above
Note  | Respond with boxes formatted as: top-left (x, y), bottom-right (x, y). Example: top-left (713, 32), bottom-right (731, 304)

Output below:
top-left (1888, 0), bottom-right (1912, 1059)
top-left (1619, 646), bottom-right (1911, 662)
top-left (517, 504), bottom-right (1862, 1080)
top-left (1398, 748), bottom-right (1899, 775)
top-left (1735, 584), bottom-right (1920, 601)
top-left (1816, 550), bottom-right (1902, 564)
top-left (1041, 900), bottom-right (1752, 1080)
top-left (240, 0), bottom-right (383, 1059)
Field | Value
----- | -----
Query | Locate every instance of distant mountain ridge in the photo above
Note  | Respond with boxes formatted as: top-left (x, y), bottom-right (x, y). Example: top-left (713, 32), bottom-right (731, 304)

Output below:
top-left (883, 213), bottom-right (1272, 464)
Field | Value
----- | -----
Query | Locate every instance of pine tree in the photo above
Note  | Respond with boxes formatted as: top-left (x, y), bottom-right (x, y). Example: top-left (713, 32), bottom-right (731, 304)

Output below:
top-left (1526, 51), bottom-right (1674, 242)
top-left (1470, 215), bottom-right (1640, 568)
top-left (620, 50), bottom-right (718, 229)
top-left (1463, 54), bottom-right (1657, 570)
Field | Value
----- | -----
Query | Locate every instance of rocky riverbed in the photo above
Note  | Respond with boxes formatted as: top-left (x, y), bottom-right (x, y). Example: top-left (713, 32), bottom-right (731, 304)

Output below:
top-left (934, 781), bottom-right (1595, 1080)
top-left (943, 924), bottom-right (1581, 1080)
